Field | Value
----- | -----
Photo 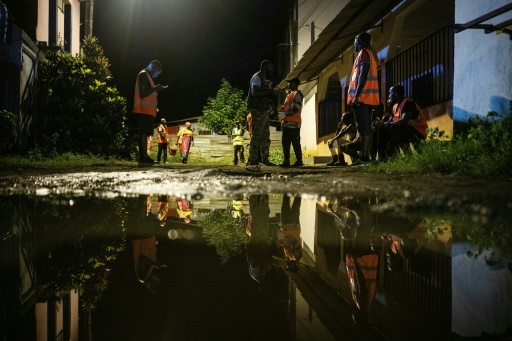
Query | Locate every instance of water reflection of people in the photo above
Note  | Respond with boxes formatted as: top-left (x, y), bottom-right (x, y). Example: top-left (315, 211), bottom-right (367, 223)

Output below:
top-left (246, 194), bottom-right (303, 294)
top-left (231, 195), bottom-right (244, 221)
top-left (176, 197), bottom-right (193, 224)
top-left (157, 195), bottom-right (169, 226)
top-left (327, 198), bottom-right (379, 325)
top-left (277, 195), bottom-right (302, 272)
top-left (382, 231), bottom-right (420, 271)
top-left (245, 194), bottom-right (274, 292)
top-left (130, 195), bottom-right (166, 293)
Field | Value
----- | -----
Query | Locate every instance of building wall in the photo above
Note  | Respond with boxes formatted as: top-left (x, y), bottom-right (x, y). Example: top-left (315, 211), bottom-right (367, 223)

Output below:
top-left (301, 89), bottom-right (318, 156)
top-left (453, 0), bottom-right (512, 122)
top-left (37, 0), bottom-right (82, 55)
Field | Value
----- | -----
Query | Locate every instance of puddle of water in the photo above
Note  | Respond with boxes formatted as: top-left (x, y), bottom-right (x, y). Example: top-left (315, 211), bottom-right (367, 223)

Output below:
top-left (0, 172), bottom-right (511, 340)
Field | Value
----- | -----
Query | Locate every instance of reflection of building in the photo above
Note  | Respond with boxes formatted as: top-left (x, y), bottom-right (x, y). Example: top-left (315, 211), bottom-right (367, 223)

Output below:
top-left (1, 197), bottom-right (79, 340)
top-left (312, 199), bottom-right (453, 338)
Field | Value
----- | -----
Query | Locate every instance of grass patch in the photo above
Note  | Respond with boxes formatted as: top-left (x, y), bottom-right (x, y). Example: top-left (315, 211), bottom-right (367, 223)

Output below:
top-left (0, 153), bottom-right (132, 170)
top-left (370, 107), bottom-right (512, 177)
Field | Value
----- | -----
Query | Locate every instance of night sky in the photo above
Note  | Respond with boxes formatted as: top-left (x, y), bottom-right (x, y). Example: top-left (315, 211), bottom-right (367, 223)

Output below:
top-left (93, 0), bottom-right (291, 123)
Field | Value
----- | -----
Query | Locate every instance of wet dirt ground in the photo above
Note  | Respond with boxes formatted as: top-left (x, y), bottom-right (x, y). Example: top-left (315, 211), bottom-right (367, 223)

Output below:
top-left (1, 163), bottom-right (511, 221)
top-left (1, 164), bottom-right (511, 340)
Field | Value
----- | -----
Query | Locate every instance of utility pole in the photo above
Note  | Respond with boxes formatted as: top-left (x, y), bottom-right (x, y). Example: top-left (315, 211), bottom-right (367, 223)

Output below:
top-left (85, 0), bottom-right (94, 36)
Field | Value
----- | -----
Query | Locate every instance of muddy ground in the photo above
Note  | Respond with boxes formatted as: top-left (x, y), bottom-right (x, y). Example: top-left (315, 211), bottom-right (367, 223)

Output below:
top-left (1, 164), bottom-right (511, 217)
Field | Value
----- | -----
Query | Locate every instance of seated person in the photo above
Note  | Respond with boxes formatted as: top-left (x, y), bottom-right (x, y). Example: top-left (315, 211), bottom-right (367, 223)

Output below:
top-left (373, 85), bottom-right (428, 159)
top-left (326, 111), bottom-right (361, 166)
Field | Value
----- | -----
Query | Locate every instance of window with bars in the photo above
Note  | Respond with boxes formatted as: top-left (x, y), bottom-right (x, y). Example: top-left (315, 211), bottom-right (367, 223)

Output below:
top-left (385, 25), bottom-right (454, 109)
top-left (318, 74), bottom-right (342, 138)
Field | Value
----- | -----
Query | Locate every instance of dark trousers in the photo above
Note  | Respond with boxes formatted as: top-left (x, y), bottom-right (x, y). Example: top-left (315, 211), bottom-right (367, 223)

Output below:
top-left (157, 143), bottom-right (168, 162)
top-left (282, 127), bottom-right (302, 163)
top-left (377, 124), bottom-right (425, 158)
top-left (233, 145), bottom-right (245, 164)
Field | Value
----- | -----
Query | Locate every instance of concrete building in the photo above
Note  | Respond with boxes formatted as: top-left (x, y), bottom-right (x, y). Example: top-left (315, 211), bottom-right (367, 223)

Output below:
top-left (279, 0), bottom-right (512, 163)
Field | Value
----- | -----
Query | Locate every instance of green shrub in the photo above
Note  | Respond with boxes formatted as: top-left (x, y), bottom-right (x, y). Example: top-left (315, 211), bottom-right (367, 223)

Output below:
top-left (38, 37), bottom-right (127, 157)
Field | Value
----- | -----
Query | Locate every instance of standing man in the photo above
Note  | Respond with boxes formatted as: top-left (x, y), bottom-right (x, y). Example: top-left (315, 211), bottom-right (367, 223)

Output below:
top-left (157, 118), bottom-right (168, 164)
top-left (232, 121), bottom-right (245, 165)
top-left (278, 77), bottom-right (304, 167)
top-left (246, 60), bottom-right (279, 167)
top-left (347, 33), bottom-right (380, 165)
top-left (133, 60), bottom-right (167, 166)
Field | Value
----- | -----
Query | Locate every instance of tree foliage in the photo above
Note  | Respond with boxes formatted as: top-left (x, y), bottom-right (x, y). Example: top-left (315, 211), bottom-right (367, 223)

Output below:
top-left (33, 197), bottom-right (126, 310)
top-left (197, 204), bottom-right (249, 264)
top-left (199, 79), bottom-right (247, 137)
top-left (38, 36), bottom-right (127, 156)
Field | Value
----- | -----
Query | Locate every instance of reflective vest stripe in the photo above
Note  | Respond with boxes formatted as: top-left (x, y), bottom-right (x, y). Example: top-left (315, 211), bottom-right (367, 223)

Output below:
top-left (157, 124), bottom-right (168, 143)
top-left (347, 48), bottom-right (380, 106)
top-left (282, 91), bottom-right (302, 123)
top-left (134, 71), bottom-right (158, 117)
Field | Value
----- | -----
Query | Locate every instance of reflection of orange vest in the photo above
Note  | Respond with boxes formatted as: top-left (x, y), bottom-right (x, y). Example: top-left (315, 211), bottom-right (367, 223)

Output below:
top-left (393, 98), bottom-right (428, 138)
top-left (347, 49), bottom-right (380, 106)
top-left (282, 91), bottom-right (302, 123)
top-left (346, 254), bottom-right (378, 311)
top-left (157, 124), bottom-right (168, 143)
top-left (133, 70), bottom-right (158, 117)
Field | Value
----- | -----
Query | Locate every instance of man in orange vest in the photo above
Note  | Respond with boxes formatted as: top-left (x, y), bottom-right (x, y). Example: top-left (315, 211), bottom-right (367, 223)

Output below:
top-left (278, 77), bottom-right (304, 167)
top-left (374, 84), bottom-right (428, 159)
top-left (133, 60), bottom-right (167, 166)
top-left (157, 118), bottom-right (168, 164)
top-left (347, 32), bottom-right (380, 165)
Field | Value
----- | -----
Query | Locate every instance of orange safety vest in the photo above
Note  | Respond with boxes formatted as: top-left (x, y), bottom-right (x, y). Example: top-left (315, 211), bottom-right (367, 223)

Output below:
top-left (133, 70), bottom-right (158, 117)
top-left (346, 254), bottom-right (378, 311)
top-left (157, 124), bottom-right (168, 143)
top-left (347, 48), bottom-right (380, 106)
top-left (282, 91), bottom-right (302, 123)
top-left (392, 98), bottom-right (428, 138)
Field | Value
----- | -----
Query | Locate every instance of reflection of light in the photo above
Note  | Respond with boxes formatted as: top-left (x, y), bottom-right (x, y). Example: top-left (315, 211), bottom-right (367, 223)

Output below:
top-left (168, 229), bottom-right (179, 239)
top-left (183, 229), bottom-right (194, 239)
top-left (168, 229), bottom-right (195, 240)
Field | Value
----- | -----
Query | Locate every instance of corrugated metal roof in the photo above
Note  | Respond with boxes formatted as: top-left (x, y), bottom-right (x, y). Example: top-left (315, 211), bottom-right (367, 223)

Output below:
top-left (278, 0), bottom-right (403, 88)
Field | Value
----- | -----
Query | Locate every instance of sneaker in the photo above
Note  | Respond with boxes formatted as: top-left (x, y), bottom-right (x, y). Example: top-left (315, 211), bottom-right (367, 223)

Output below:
top-left (334, 161), bottom-right (348, 167)
top-left (291, 161), bottom-right (303, 167)
top-left (326, 159), bottom-right (337, 166)
top-left (260, 161), bottom-right (277, 167)
top-left (279, 162), bottom-right (291, 168)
